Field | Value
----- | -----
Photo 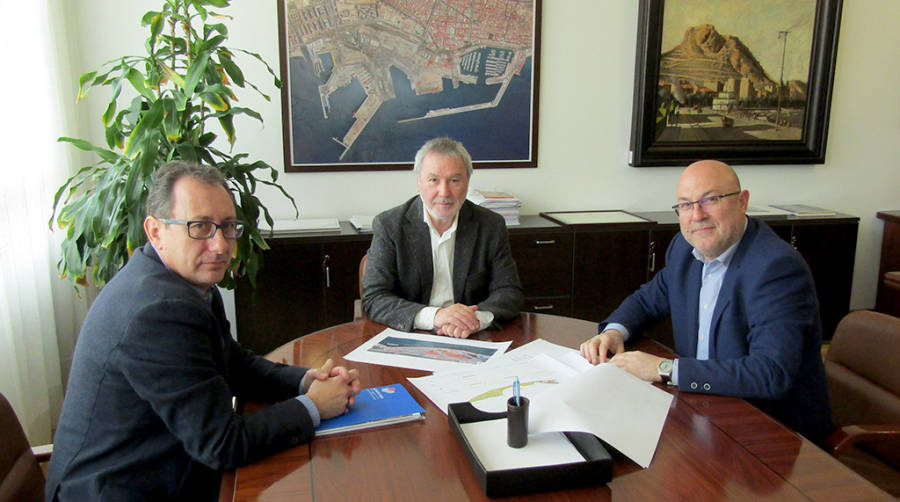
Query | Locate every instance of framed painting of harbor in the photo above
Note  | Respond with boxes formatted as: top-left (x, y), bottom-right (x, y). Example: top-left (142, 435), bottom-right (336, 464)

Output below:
top-left (277, 0), bottom-right (541, 173)
top-left (629, 0), bottom-right (843, 167)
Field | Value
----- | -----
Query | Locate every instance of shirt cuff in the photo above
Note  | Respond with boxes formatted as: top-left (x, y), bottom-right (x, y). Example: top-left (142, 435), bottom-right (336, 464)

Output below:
top-left (475, 310), bottom-right (494, 331)
top-left (672, 359), bottom-right (679, 386)
top-left (601, 322), bottom-right (631, 342)
top-left (295, 394), bottom-right (320, 426)
top-left (414, 306), bottom-right (439, 330)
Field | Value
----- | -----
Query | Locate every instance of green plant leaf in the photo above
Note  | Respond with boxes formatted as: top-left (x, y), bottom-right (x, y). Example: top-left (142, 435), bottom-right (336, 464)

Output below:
top-left (76, 71), bottom-right (98, 102)
top-left (125, 68), bottom-right (155, 101)
top-left (233, 48), bottom-right (282, 89)
top-left (218, 113), bottom-right (235, 143)
top-left (184, 51), bottom-right (209, 97)
top-left (158, 61), bottom-right (186, 88)
top-left (198, 0), bottom-right (230, 8)
top-left (161, 98), bottom-right (180, 141)
top-left (58, 137), bottom-right (120, 164)
top-left (144, 11), bottom-right (165, 51)
top-left (124, 99), bottom-right (165, 158)
top-left (217, 52), bottom-right (244, 87)
top-left (201, 88), bottom-right (230, 112)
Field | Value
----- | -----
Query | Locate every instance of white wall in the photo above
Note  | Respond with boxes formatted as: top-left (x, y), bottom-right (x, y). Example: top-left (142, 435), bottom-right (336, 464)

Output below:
top-left (65, 1), bottom-right (900, 311)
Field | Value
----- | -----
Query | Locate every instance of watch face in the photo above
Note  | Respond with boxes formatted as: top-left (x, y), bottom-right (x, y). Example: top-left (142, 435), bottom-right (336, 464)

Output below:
top-left (658, 359), bottom-right (673, 375)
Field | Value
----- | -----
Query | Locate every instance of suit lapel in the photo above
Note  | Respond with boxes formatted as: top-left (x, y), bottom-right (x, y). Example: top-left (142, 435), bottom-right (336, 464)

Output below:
top-left (453, 202), bottom-right (477, 301)
top-left (406, 198), bottom-right (434, 300)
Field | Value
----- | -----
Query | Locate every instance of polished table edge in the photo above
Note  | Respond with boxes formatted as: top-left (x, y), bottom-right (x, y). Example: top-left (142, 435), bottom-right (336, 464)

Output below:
top-left (220, 313), bottom-right (892, 501)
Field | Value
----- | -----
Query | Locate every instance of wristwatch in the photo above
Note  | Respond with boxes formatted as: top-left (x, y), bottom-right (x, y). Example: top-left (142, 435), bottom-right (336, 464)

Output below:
top-left (657, 359), bottom-right (674, 385)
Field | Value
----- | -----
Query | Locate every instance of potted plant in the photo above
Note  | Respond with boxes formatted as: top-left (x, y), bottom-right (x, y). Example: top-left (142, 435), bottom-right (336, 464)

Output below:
top-left (51, 0), bottom-right (295, 290)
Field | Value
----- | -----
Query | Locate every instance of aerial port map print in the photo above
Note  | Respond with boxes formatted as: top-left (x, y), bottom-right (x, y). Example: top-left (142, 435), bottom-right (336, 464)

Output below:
top-left (279, 0), bottom-right (539, 171)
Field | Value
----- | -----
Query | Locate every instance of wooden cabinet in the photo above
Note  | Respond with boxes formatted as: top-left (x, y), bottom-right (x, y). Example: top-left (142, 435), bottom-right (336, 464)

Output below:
top-left (234, 212), bottom-right (858, 353)
top-left (508, 221), bottom-right (573, 317)
top-left (571, 227), bottom-right (653, 322)
top-left (234, 224), bottom-right (369, 354)
top-left (781, 220), bottom-right (858, 340)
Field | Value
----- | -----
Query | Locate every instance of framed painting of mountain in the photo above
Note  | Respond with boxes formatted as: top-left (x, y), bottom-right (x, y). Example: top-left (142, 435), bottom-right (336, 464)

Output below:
top-left (277, 0), bottom-right (542, 172)
top-left (628, 0), bottom-right (843, 166)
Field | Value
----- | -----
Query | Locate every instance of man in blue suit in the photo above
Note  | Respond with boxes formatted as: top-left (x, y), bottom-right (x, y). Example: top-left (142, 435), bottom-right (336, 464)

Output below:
top-left (580, 160), bottom-right (831, 444)
top-left (46, 161), bottom-right (361, 501)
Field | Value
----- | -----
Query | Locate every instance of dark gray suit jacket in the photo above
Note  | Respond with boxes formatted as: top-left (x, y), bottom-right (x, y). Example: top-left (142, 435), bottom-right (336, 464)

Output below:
top-left (600, 217), bottom-right (831, 444)
top-left (46, 246), bottom-right (315, 502)
top-left (362, 196), bottom-right (523, 331)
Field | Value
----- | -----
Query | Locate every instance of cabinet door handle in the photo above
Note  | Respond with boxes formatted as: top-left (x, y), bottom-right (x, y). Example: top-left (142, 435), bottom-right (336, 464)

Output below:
top-left (322, 254), bottom-right (331, 288)
top-left (535, 240), bottom-right (556, 245)
top-left (532, 305), bottom-right (555, 311)
top-left (790, 235), bottom-right (798, 250)
top-left (648, 241), bottom-right (657, 272)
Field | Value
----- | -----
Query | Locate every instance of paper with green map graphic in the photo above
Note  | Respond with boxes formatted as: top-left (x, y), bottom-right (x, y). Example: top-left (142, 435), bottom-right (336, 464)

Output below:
top-left (408, 340), bottom-right (588, 414)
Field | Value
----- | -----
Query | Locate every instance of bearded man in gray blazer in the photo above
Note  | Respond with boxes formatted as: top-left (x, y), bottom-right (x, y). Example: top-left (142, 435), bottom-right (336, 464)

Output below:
top-left (362, 137), bottom-right (524, 338)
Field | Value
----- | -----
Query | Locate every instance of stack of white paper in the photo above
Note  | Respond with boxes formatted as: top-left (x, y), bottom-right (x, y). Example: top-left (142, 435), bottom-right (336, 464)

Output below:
top-left (467, 189), bottom-right (521, 226)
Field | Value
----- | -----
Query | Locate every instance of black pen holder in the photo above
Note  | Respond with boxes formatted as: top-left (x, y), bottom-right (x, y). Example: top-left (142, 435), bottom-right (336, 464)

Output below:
top-left (506, 396), bottom-right (529, 448)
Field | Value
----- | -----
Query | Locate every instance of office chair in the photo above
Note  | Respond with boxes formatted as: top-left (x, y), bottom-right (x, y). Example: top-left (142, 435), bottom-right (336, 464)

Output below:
top-left (824, 310), bottom-right (900, 496)
top-left (353, 254), bottom-right (368, 321)
top-left (0, 392), bottom-right (51, 502)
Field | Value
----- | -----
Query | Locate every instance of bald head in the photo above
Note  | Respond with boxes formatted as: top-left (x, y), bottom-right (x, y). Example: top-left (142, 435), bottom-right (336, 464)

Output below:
top-left (678, 160), bottom-right (741, 195)
top-left (675, 160), bottom-right (749, 261)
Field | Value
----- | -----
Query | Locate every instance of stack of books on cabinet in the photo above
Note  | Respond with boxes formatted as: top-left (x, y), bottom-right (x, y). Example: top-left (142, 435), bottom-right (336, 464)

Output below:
top-left (467, 189), bottom-right (521, 226)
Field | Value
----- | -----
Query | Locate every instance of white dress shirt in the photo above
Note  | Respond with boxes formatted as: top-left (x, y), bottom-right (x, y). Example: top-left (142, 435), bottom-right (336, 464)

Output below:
top-left (413, 208), bottom-right (494, 331)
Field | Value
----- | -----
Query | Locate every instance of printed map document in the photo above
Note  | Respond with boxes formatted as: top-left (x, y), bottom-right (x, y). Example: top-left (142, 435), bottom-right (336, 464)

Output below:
top-left (410, 352), bottom-right (579, 414)
top-left (344, 328), bottom-right (511, 372)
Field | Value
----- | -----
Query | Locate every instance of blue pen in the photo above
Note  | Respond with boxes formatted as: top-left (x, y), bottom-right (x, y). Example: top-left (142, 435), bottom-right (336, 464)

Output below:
top-left (513, 376), bottom-right (521, 406)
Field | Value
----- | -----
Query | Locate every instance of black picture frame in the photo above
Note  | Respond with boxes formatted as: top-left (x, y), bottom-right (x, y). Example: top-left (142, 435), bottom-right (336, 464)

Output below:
top-left (277, 1), bottom-right (542, 173)
top-left (629, 0), bottom-right (843, 167)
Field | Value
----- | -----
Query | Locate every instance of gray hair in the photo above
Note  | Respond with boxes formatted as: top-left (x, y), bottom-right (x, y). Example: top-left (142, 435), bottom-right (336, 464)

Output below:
top-left (146, 160), bottom-right (230, 218)
top-left (412, 137), bottom-right (473, 179)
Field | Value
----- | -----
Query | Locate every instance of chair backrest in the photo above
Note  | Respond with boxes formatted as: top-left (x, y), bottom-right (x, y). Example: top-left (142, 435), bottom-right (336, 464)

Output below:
top-left (358, 253), bottom-right (368, 299)
top-left (826, 310), bottom-right (900, 467)
top-left (0, 392), bottom-right (45, 502)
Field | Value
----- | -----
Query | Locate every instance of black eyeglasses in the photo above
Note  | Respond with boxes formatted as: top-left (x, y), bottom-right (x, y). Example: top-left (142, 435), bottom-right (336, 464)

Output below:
top-left (672, 192), bottom-right (740, 216)
top-left (156, 218), bottom-right (245, 240)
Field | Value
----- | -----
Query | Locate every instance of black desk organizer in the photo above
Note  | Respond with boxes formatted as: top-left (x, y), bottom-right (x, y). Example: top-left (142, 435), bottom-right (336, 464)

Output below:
top-left (448, 402), bottom-right (612, 497)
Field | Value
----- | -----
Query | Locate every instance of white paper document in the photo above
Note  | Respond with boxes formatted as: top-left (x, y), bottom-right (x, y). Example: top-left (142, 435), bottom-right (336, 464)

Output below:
top-left (409, 352), bottom-right (580, 414)
top-left (343, 328), bottom-right (511, 372)
top-left (487, 338), bottom-right (593, 373)
top-left (460, 419), bottom-right (584, 471)
top-left (529, 363), bottom-right (674, 468)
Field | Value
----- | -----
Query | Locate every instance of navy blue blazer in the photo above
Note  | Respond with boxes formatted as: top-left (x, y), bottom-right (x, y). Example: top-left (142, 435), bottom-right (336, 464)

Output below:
top-left (46, 246), bottom-right (314, 502)
top-left (601, 217), bottom-right (831, 444)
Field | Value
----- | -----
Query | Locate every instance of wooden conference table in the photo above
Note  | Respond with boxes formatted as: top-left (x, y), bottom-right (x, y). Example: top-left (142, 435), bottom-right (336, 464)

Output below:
top-left (220, 313), bottom-right (890, 501)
